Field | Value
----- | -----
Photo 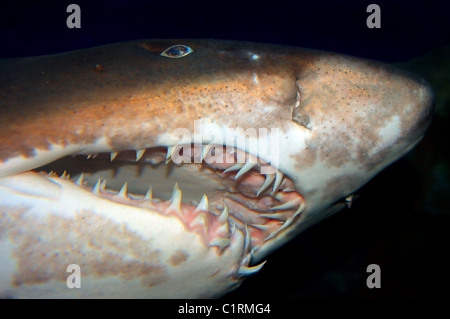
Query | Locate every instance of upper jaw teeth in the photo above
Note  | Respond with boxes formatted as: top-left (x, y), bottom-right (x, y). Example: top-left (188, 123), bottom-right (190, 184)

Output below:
top-left (195, 194), bottom-right (209, 212)
top-left (234, 161), bottom-right (258, 180)
top-left (135, 149), bottom-right (146, 161)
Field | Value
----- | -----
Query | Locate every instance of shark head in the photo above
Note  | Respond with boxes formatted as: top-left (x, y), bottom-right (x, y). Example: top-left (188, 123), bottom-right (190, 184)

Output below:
top-left (0, 39), bottom-right (433, 298)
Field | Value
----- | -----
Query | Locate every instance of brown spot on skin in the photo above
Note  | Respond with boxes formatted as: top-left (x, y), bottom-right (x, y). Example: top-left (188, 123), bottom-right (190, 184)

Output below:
top-left (169, 250), bottom-right (188, 266)
top-left (293, 54), bottom-right (432, 173)
top-left (0, 206), bottom-right (169, 288)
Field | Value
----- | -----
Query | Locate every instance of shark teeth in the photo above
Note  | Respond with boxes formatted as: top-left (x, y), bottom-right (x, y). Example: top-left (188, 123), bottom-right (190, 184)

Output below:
top-left (234, 161), bottom-right (258, 180)
top-left (168, 183), bottom-right (182, 212)
top-left (75, 173), bottom-right (84, 186)
top-left (201, 144), bottom-right (214, 161)
top-left (251, 224), bottom-right (272, 231)
top-left (92, 178), bottom-right (102, 195)
top-left (118, 182), bottom-right (128, 198)
top-left (135, 149), bottom-right (146, 161)
top-left (215, 223), bottom-right (229, 238)
top-left (218, 204), bottom-right (229, 223)
top-left (243, 224), bottom-right (251, 254)
top-left (269, 199), bottom-right (299, 211)
top-left (223, 163), bottom-right (244, 173)
top-left (260, 212), bottom-right (288, 220)
top-left (64, 144), bottom-right (306, 260)
top-left (110, 152), bottom-right (118, 161)
top-left (272, 171), bottom-right (284, 192)
top-left (237, 260), bottom-right (267, 277)
top-left (265, 217), bottom-right (295, 241)
top-left (195, 194), bottom-right (209, 212)
top-left (144, 186), bottom-right (153, 200)
top-left (294, 202), bottom-right (305, 217)
top-left (190, 212), bottom-right (208, 229)
top-left (165, 145), bottom-right (178, 164)
top-left (257, 173), bottom-right (275, 196)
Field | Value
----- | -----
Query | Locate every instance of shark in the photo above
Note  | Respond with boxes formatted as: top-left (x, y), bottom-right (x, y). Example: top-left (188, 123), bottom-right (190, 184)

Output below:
top-left (0, 39), bottom-right (433, 298)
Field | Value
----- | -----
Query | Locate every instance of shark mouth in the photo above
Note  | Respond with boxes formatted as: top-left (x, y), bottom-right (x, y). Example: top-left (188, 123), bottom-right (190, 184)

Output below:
top-left (36, 144), bottom-right (305, 267)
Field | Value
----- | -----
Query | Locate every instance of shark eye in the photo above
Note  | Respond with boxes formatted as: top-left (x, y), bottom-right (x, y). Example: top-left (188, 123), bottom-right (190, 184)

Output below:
top-left (160, 45), bottom-right (193, 58)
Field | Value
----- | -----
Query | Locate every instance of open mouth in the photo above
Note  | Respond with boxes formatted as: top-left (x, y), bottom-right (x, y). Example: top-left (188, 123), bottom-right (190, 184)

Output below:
top-left (36, 144), bottom-right (305, 261)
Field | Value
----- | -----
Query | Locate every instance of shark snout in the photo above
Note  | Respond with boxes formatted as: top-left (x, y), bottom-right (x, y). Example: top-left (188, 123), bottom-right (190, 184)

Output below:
top-left (284, 54), bottom-right (434, 216)
top-left (376, 67), bottom-right (434, 163)
top-left (401, 74), bottom-right (434, 146)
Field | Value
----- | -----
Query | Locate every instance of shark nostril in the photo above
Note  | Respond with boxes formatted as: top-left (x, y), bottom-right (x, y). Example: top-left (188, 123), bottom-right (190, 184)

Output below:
top-left (292, 80), bottom-right (312, 130)
top-left (292, 106), bottom-right (311, 130)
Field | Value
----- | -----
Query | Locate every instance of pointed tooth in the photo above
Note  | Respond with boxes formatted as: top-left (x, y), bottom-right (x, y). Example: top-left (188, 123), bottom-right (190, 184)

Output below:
top-left (265, 231), bottom-right (277, 241)
top-left (60, 170), bottom-right (67, 179)
top-left (92, 178), bottom-right (101, 195)
top-left (136, 149), bottom-right (145, 161)
top-left (209, 238), bottom-right (230, 249)
top-left (261, 212), bottom-right (288, 221)
top-left (165, 146), bottom-right (176, 164)
top-left (118, 182), bottom-right (128, 198)
top-left (346, 194), bottom-right (354, 208)
top-left (92, 154), bottom-right (98, 159)
top-left (272, 171), bottom-right (284, 192)
top-left (223, 163), bottom-right (244, 173)
top-left (195, 194), bottom-right (209, 212)
top-left (294, 202), bottom-right (305, 217)
top-left (234, 161), bottom-right (258, 180)
top-left (238, 260), bottom-right (267, 277)
top-left (218, 203), bottom-right (229, 223)
top-left (243, 224), bottom-right (251, 253)
top-left (241, 252), bottom-right (253, 266)
top-left (251, 224), bottom-right (272, 231)
top-left (110, 152), bottom-right (118, 161)
top-left (256, 174), bottom-right (275, 196)
top-left (144, 186), bottom-right (153, 200)
top-left (100, 179), bottom-right (107, 191)
top-left (75, 173), bottom-right (84, 186)
top-left (265, 217), bottom-right (295, 241)
top-left (190, 213), bottom-right (208, 228)
top-left (278, 216), bottom-right (295, 232)
top-left (269, 199), bottom-right (298, 211)
top-left (168, 183), bottom-right (182, 212)
top-left (201, 144), bottom-right (214, 161)
top-left (86, 154), bottom-right (92, 159)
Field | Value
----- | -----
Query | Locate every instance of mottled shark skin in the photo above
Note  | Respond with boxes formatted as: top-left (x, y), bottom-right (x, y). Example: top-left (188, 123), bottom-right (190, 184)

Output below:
top-left (0, 39), bottom-right (433, 298)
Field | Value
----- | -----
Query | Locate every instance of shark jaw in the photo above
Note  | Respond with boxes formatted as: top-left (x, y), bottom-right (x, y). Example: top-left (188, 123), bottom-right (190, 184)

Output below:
top-left (0, 140), bottom-right (304, 298)
top-left (37, 143), bottom-right (306, 262)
